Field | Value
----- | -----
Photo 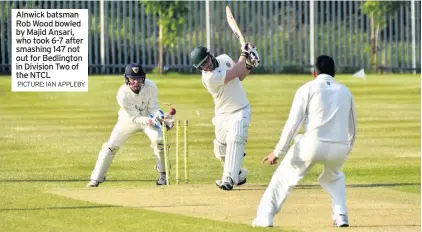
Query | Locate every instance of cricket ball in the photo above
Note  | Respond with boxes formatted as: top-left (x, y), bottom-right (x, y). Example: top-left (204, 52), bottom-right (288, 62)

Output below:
top-left (169, 108), bottom-right (176, 115)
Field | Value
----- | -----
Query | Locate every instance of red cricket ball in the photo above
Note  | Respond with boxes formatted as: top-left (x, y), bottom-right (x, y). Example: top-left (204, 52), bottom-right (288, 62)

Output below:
top-left (169, 108), bottom-right (176, 115)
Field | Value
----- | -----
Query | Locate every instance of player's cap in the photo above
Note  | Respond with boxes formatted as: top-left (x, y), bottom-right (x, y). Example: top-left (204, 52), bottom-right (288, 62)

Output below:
top-left (124, 63), bottom-right (146, 78)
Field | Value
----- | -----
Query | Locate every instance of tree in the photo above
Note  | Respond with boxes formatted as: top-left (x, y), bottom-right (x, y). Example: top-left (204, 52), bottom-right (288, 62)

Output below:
top-left (362, 1), bottom-right (407, 73)
top-left (141, 1), bottom-right (189, 74)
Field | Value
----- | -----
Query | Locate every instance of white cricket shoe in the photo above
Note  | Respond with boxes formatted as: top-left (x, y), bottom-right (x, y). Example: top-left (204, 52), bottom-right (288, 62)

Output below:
top-left (215, 168), bottom-right (248, 188)
top-left (215, 176), bottom-right (234, 190)
top-left (333, 214), bottom-right (349, 227)
top-left (156, 173), bottom-right (167, 185)
top-left (87, 180), bottom-right (100, 187)
top-left (86, 177), bottom-right (106, 187)
top-left (252, 217), bottom-right (273, 227)
top-left (238, 168), bottom-right (248, 186)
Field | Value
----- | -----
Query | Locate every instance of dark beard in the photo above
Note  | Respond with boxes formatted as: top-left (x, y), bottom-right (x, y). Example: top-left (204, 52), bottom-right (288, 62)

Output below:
top-left (130, 85), bottom-right (141, 94)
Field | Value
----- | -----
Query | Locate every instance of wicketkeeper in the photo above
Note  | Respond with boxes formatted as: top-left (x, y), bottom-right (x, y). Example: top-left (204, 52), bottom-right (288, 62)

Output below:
top-left (87, 63), bottom-right (174, 187)
top-left (190, 43), bottom-right (260, 190)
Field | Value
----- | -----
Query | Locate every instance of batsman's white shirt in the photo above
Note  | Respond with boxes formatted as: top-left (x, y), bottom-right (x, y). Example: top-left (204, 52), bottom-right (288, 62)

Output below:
top-left (274, 74), bottom-right (357, 157)
top-left (116, 79), bottom-right (160, 124)
top-left (201, 54), bottom-right (249, 114)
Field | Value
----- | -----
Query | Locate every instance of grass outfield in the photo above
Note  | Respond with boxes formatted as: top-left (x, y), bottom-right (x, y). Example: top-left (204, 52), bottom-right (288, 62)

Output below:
top-left (0, 74), bottom-right (420, 231)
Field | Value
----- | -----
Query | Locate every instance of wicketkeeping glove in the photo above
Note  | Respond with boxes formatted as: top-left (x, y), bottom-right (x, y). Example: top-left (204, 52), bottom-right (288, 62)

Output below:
top-left (148, 114), bottom-right (162, 129)
top-left (164, 117), bottom-right (175, 131)
top-left (154, 110), bottom-right (165, 122)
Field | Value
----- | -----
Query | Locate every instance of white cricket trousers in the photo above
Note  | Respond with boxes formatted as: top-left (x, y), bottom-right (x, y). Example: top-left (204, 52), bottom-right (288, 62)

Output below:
top-left (212, 105), bottom-right (251, 184)
top-left (90, 120), bottom-right (165, 182)
top-left (255, 135), bottom-right (351, 224)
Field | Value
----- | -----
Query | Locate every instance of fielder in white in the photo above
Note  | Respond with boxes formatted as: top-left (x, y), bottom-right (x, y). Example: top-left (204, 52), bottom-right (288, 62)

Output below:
top-left (87, 63), bottom-right (174, 187)
top-left (252, 55), bottom-right (357, 227)
top-left (190, 43), bottom-right (260, 190)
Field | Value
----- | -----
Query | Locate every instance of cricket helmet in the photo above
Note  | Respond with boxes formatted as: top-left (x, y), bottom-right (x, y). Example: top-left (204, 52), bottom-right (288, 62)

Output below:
top-left (124, 63), bottom-right (146, 85)
top-left (190, 46), bottom-right (219, 71)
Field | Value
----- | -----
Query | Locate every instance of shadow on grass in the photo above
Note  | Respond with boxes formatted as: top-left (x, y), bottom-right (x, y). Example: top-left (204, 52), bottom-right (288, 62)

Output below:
top-left (234, 183), bottom-right (420, 191)
top-left (0, 179), bottom-right (155, 182)
top-left (0, 205), bottom-right (121, 212)
top-left (1, 180), bottom-right (419, 190)
top-left (352, 224), bottom-right (421, 228)
top-left (0, 204), bottom-right (215, 212)
top-left (135, 204), bottom-right (213, 208)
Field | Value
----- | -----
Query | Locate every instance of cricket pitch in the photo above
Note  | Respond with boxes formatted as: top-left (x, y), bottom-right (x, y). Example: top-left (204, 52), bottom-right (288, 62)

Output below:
top-left (47, 184), bottom-right (420, 232)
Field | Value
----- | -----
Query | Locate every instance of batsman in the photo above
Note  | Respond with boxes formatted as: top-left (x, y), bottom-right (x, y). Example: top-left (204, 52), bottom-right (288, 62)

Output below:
top-left (87, 63), bottom-right (175, 187)
top-left (190, 43), bottom-right (260, 190)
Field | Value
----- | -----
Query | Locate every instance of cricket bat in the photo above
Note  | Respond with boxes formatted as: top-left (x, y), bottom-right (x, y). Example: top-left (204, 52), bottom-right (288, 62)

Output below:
top-left (226, 5), bottom-right (246, 46)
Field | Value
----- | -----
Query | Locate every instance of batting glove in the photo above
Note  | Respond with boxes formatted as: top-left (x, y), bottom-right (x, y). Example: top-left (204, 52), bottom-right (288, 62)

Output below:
top-left (243, 55), bottom-right (254, 70)
top-left (241, 42), bottom-right (256, 54)
top-left (240, 42), bottom-right (260, 69)
top-left (242, 51), bottom-right (260, 70)
top-left (249, 49), bottom-right (260, 68)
